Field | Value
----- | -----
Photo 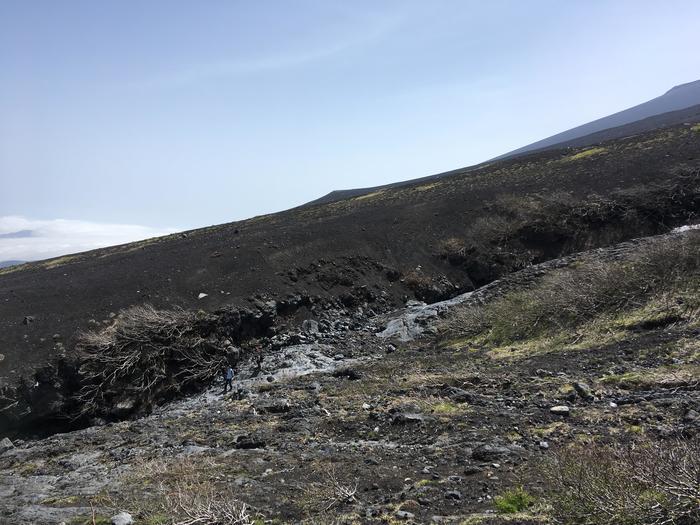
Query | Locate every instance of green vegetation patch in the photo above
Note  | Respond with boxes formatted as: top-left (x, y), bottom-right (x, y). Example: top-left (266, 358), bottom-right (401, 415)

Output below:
top-left (494, 486), bottom-right (536, 514)
top-left (443, 231), bottom-right (700, 349)
top-left (561, 146), bottom-right (607, 162)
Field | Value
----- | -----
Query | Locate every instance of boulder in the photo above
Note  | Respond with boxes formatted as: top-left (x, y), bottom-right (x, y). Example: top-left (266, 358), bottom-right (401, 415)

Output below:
top-left (573, 382), bottom-right (594, 401)
top-left (471, 443), bottom-right (522, 462)
top-left (302, 319), bottom-right (320, 334)
top-left (111, 512), bottom-right (134, 525)
top-left (391, 412), bottom-right (428, 425)
top-left (254, 398), bottom-right (290, 414)
top-left (0, 437), bottom-right (14, 455)
top-left (550, 405), bottom-right (571, 416)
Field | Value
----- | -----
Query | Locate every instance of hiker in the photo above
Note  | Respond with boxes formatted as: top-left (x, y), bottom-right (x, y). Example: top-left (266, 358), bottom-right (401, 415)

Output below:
top-left (223, 365), bottom-right (234, 393)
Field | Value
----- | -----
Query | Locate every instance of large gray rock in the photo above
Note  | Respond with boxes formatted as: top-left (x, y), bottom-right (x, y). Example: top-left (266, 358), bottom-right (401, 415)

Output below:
top-left (111, 511), bottom-right (134, 525)
top-left (301, 319), bottom-right (320, 334)
top-left (471, 443), bottom-right (523, 462)
top-left (0, 437), bottom-right (14, 455)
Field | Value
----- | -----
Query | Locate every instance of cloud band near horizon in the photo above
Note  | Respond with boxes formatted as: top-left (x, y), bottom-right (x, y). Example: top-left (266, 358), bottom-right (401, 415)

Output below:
top-left (0, 216), bottom-right (177, 262)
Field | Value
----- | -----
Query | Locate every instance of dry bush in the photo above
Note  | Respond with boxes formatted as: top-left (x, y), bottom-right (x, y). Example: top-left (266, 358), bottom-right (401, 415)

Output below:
top-left (122, 457), bottom-right (255, 525)
top-left (75, 304), bottom-right (227, 417)
top-left (301, 465), bottom-right (359, 513)
top-left (543, 438), bottom-right (700, 525)
top-left (163, 484), bottom-right (253, 525)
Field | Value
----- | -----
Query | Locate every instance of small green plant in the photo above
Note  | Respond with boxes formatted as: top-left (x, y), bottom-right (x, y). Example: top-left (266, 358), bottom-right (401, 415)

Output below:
top-left (494, 486), bottom-right (535, 513)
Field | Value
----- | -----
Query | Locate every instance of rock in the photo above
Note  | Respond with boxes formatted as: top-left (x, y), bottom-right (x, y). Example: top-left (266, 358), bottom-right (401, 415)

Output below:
top-left (683, 409), bottom-right (700, 424)
top-left (538, 441), bottom-right (549, 449)
top-left (395, 510), bottom-right (415, 520)
top-left (301, 319), bottom-right (320, 334)
top-left (573, 382), bottom-right (594, 401)
top-left (111, 512), bottom-right (134, 525)
top-left (197, 293), bottom-right (208, 299)
top-left (0, 353), bottom-right (4, 362)
top-left (254, 398), bottom-right (290, 414)
top-left (234, 434), bottom-right (266, 449)
top-left (550, 405), bottom-right (571, 416)
top-left (443, 386), bottom-right (477, 404)
top-left (333, 368), bottom-right (362, 380)
top-left (471, 444), bottom-right (522, 462)
top-left (0, 437), bottom-right (14, 455)
top-left (445, 490), bottom-right (462, 500)
top-left (391, 412), bottom-right (427, 425)
top-left (464, 465), bottom-right (483, 475)
top-left (22, 315), bottom-right (35, 325)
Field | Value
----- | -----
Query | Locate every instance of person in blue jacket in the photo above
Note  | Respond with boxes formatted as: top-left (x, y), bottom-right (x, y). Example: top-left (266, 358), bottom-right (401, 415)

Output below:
top-left (223, 365), bottom-right (234, 393)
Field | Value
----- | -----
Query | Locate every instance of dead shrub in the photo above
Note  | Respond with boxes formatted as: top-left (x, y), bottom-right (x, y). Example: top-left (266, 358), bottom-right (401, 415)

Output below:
top-left (543, 438), bottom-right (700, 525)
top-left (121, 457), bottom-right (255, 525)
top-left (74, 304), bottom-right (227, 417)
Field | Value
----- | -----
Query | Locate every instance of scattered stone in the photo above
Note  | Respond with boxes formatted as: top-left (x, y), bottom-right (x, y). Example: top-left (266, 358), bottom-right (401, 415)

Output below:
top-left (395, 510), bottom-right (415, 520)
top-left (234, 434), bottom-right (266, 449)
top-left (52, 333), bottom-right (62, 341)
top-left (301, 319), bottom-right (320, 334)
top-left (254, 398), bottom-right (290, 414)
top-left (573, 382), bottom-right (594, 401)
top-left (0, 437), bottom-right (14, 455)
top-left (550, 405), bottom-right (571, 416)
top-left (333, 368), bottom-right (362, 380)
top-left (111, 512), bottom-right (134, 525)
top-left (464, 465), bottom-right (483, 476)
top-left (445, 490), bottom-right (462, 500)
top-left (683, 409), bottom-right (700, 424)
top-left (391, 412), bottom-right (427, 425)
top-left (539, 441), bottom-right (550, 450)
top-left (471, 444), bottom-right (522, 462)
top-left (362, 403), bottom-right (372, 410)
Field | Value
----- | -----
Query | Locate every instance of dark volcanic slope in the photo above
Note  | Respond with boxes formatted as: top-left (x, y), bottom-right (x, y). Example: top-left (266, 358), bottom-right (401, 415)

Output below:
top-left (495, 79), bottom-right (700, 160)
top-left (307, 100), bottom-right (700, 207)
top-left (1, 124), bottom-right (700, 391)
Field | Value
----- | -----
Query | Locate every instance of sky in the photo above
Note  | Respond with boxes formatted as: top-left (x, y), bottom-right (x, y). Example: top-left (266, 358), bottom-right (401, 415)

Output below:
top-left (1, 1), bottom-right (700, 261)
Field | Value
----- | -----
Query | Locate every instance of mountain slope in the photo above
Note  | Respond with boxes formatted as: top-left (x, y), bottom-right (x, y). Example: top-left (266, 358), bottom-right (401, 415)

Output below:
top-left (1, 122), bottom-right (699, 436)
top-left (495, 79), bottom-right (700, 160)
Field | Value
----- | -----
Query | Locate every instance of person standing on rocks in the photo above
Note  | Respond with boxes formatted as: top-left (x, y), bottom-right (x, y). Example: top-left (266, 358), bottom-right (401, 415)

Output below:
top-left (223, 365), bottom-right (234, 393)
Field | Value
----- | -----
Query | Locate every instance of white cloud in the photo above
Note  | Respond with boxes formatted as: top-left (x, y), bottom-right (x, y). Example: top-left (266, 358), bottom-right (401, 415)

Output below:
top-left (0, 216), bottom-right (178, 262)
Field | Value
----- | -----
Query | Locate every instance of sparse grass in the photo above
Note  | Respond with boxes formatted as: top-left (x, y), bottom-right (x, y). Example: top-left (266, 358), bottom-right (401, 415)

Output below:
top-left (601, 364), bottom-right (700, 389)
top-left (560, 146), bottom-right (607, 162)
top-left (444, 232), bottom-right (700, 348)
top-left (352, 189), bottom-right (385, 201)
top-left (494, 486), bottom-right (536, 514)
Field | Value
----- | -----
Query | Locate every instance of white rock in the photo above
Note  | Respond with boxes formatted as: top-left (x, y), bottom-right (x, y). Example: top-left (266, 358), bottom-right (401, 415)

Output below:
top-left (197, 292), bottom-right (208, 299)
top-left (550, 405), bottom-right (570, 415)
top-left (111, 512), bottom-right (134, 525)
top-left (0, 437), bottom-right (14, 455)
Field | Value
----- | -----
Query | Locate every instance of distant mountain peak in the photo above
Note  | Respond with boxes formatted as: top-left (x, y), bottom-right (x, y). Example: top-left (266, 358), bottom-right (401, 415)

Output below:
top-left (664, 79), bottom-right (700, 95)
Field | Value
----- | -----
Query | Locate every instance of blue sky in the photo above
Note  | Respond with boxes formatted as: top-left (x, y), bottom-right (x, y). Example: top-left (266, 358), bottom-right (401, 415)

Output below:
top-left (1, 1), bottom-right (700, 260)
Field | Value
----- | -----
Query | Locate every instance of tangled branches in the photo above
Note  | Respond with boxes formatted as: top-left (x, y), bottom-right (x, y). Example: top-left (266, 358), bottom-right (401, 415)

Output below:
top-left (545, 437), bottom-right (700, 525)
top-left (74, 304), bottom-right (228, 418)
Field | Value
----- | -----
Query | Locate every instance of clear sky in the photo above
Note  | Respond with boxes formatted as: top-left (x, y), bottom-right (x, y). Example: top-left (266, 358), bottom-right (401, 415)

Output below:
top-left (1, 1), bottom-right (699, 260)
